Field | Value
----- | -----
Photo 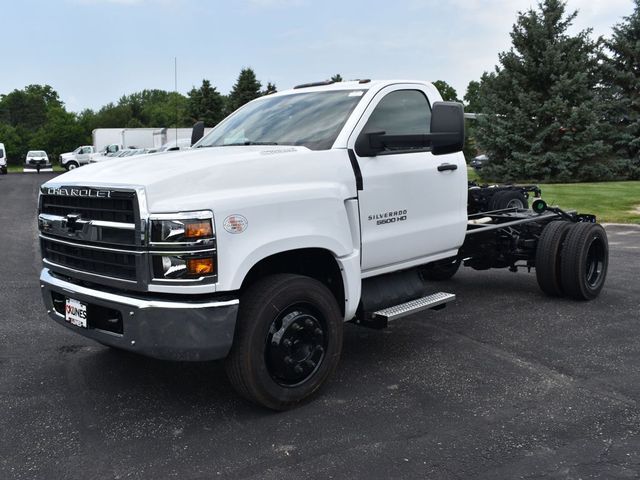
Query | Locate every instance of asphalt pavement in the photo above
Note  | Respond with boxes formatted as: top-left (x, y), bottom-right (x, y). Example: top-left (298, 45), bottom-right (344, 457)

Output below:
top-left (1, 172), bottom-right (640, 479)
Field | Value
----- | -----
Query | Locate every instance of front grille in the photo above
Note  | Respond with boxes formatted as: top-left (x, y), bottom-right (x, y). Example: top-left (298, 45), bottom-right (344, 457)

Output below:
top-left (40, 194), bottom-right (136, 224)
top-left (42, 238), bottom-right (137, 281)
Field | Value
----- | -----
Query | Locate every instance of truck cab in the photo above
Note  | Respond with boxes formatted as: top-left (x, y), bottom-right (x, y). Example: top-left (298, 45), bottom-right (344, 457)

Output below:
top-left (37, 80), bottom-right (607, 410)
top-left (60, 145), bottom-right (95, 170)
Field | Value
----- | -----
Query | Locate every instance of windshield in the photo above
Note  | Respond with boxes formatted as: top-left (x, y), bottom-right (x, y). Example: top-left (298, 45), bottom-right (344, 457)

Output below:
top-left (196, 90), bottom-right (366, 151)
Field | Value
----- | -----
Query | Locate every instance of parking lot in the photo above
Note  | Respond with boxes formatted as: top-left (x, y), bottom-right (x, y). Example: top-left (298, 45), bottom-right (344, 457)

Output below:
top-left (1, 172), bottom-right (640, 479)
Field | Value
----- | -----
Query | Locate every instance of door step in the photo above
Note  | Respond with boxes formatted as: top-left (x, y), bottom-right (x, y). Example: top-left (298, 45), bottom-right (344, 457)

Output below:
top-left (373, 292), bottom-right (455, 322)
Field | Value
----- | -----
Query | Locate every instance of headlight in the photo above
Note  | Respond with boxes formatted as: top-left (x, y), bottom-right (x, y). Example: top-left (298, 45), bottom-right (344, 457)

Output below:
top-left (153, 254), bottom-right (215, 279)
top-left (150, 212), bottom-right (214, 244)
top-left (149, 211), bottom-right (217, 282)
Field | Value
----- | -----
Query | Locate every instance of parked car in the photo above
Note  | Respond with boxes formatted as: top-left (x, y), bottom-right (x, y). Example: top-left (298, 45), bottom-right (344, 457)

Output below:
top-left (0, 143), bottom-right (7, 174)
top-left (470, 154), bottom-right (489, 170)
top-left (24, 150), bottom-right (51, 172)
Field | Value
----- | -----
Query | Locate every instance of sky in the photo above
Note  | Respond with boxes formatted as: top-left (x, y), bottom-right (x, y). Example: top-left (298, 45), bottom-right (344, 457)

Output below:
top-left (1, 0), bottom-right (634, 112)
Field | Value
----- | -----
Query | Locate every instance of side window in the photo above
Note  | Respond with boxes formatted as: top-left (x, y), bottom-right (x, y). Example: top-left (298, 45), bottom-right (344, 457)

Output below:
top-left (363, 90), bottom-right (431, 138)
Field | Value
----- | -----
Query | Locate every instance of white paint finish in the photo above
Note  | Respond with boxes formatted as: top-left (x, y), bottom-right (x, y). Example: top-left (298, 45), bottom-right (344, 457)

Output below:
top-left (347, 83), bottom-right (468, 272)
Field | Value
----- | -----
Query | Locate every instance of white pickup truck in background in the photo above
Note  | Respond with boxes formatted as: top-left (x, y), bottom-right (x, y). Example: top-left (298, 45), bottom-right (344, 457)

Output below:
top-left (37, 80), bottom-right (609, 410)
top-left (59, 145), bottom-right (95, 170)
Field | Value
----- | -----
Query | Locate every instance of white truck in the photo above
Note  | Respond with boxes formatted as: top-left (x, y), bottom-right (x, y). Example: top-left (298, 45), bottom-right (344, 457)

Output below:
top-left (38, 80), bottom-right (609, 410)
top-left (59, 145), bottom-right (96, 170)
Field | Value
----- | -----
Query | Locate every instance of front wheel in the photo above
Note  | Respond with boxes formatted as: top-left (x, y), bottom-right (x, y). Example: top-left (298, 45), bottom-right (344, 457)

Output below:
top-left (225, 274), bottom-right (343, 410)
top-left (65, 161), bottom-right (79, 171)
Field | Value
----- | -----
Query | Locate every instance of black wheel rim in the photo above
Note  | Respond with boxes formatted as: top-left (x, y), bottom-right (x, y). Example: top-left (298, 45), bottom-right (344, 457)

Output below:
top-left (265, 303), bottom-right (327, 388)
top-left (585, 235), bottom-right (606, 288)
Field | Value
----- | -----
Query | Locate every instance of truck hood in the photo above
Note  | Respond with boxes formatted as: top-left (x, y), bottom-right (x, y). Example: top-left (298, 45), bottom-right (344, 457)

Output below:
top-left (44, 146), bottom-right (355, 212)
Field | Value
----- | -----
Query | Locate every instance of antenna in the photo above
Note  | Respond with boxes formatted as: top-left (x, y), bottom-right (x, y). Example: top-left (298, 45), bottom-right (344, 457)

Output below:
top-left (174, 57), bottom-right (178, 149)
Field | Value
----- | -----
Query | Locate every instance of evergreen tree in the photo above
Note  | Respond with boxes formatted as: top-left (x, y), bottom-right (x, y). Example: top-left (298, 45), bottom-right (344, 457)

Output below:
top-left (603, 0), bottom-right (640, 178)
top-left (227, 68), bottom-right (262, 114)
top-left (331, 74), bottom-right (343, 82)
top-left (432, 80), bottom-right (460, 102)
top-left (476, 0), bottom-right (608, 182)
top-left (463, 80), bottom-right (482, 113)
top-left (188, 80), bottom-right (226, 127)
top-left (262, 82), bottom-right (278, 95)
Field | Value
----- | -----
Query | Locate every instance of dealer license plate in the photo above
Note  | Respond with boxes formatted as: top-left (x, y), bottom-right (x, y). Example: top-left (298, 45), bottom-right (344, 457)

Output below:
top-left (65, 298), bottom-right (88, 328)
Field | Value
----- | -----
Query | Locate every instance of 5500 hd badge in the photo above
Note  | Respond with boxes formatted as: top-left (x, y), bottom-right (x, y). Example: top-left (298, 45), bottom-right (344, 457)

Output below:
top-left (368, 210), bottom-right (408, 225)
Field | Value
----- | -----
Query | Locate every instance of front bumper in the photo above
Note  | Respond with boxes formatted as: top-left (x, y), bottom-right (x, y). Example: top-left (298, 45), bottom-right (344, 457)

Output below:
top-left (40, 268), bottom-right (238, 361)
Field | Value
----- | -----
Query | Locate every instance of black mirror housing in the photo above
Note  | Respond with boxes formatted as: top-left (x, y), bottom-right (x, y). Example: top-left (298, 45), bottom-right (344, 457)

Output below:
top-left (353, 101), bottom-right (465, 158)
top-left (191, 121), bottom-right (205, 146)
top-left (430, 101), bottom-right (465, 155)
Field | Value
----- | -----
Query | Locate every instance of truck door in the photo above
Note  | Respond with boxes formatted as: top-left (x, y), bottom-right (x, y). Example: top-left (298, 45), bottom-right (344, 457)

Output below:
top-left (348, 85), bottom-right (467, 274)
top-left (77, 147), bottom-right (91, 164)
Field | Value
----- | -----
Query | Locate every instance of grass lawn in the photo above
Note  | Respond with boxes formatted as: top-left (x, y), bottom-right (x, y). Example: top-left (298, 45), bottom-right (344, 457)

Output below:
top-left (468, 168), bottom-right (640, 224)
top-left (540, 182), bottom-right (640, 224)
top-left (7, 164), bottom-right (64, 173)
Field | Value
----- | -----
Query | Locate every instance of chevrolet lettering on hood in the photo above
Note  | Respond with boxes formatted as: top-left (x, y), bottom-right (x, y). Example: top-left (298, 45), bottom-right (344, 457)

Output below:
top-left (44, 187), bottom-right (112, 198)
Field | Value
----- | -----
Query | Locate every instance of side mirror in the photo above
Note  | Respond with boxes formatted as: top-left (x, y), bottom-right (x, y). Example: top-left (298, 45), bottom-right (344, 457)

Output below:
top-left (354, 131), bottom-right (385, 157)
top-left (430, 101), bottom-right (465, 156)
top-left (191, 121), bottom-right (205, 146)
top-left (354, 101), bottom-right (465, 157)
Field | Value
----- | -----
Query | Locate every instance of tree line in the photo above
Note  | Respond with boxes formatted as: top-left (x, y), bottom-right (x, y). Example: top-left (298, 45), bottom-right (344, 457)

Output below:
top-left (461, 0), bottom-right (639, 182)
top-left (0, 68), bottom-right (272, 164)
top-left (1, 0), bottom-right (638, 182)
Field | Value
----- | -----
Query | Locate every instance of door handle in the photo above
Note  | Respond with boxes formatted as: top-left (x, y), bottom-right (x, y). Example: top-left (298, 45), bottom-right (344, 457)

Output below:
top-left (437, 163), bottom-right (458, 172)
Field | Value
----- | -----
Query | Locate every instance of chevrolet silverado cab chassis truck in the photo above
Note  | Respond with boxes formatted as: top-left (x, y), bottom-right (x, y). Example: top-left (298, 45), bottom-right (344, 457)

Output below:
top-left (38, 80), bottom-right (609, 410)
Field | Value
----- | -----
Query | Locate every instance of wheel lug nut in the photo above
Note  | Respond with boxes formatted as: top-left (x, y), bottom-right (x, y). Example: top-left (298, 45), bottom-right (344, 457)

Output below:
top-left (284, 356), bottom-right (293, 365)
top-left (314, 328), bottom-right (323, 336)
top-left (315, 345), bottom-right (324, 353)
top-left (305, 360), bottom-right (316, 369)
top-left (305, 318), bottom-right (314, 327)
top-left (291, 323), bottom-right (302, 331)
top-left (294, 365), bottom-right (303, 374)
top-left (283, 339), bottom-right (292, 348)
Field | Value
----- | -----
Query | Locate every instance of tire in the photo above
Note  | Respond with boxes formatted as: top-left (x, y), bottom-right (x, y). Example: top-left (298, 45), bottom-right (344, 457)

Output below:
top-left (65, 161), bottom-right (79, 171)
top-left (225, 274), bottom-right (343, 410)
top-left (422, 257), bottom-right (461, 281)
top-left (560, 223), bottom-right (609, 300)
top-left (535, 221), bottom-right (572, 296)
top-left (490, 190), bottom-right (528, 210)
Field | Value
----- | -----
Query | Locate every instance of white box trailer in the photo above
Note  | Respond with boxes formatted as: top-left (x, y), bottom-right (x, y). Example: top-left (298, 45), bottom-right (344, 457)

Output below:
top-left (92, 128), bottom-right (167, 152)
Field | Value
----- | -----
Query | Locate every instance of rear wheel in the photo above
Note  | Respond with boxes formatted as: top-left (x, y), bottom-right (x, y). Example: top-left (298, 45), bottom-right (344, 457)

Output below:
top-left (535, 221), bottom-right (572, 296)
top-left (490, 190), bottom-right (528, 210)
top-left (225, 274), bottom-right (343, 410)
top-left (560, 223), bottom-right (608, 300)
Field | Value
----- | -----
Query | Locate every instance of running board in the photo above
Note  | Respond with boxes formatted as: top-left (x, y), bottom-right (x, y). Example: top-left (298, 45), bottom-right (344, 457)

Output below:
top-left (374, 292), bottom-right (455, 321)
top-left (357, 292), bottom-right (456, 329)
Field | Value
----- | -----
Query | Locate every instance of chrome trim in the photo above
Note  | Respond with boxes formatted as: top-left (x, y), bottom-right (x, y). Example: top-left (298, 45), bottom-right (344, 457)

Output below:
top-left (41, 269), bottom-right (237, 310)
top-left (148, 248), bottom-right (216, 255)
top-left (38, 213), bottom-right (135, 231)
top-left (149, 210), bottom-right (213, 221)
top-left (43, 259), bottom-right (138, 284)
top-left (91, 220), bottom-right (135, 230)
top-left (40, 234), bottom-right (145, 255)
top-left (148, 238), bottom-right (215, 248)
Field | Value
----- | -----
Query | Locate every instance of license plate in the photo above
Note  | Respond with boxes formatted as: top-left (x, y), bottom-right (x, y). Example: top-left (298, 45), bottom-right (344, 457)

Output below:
top-left (65, 298), bottom-right (88, 328)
